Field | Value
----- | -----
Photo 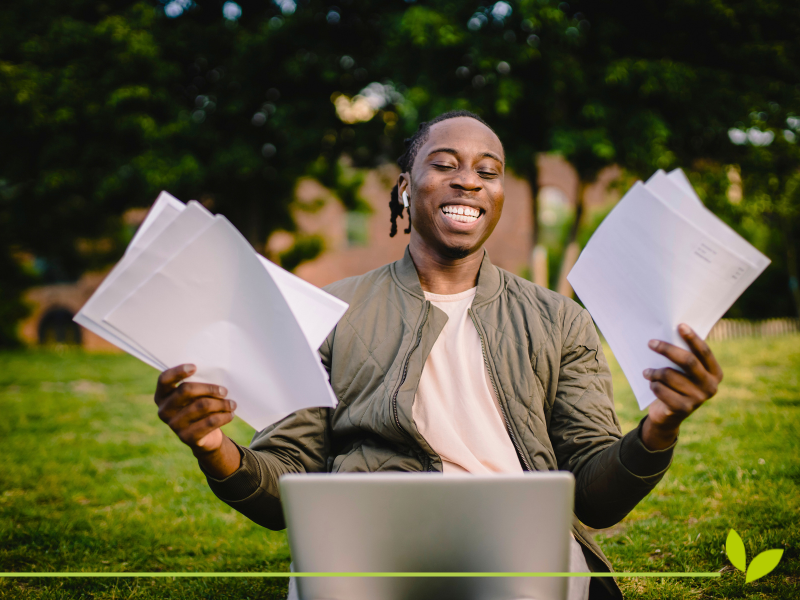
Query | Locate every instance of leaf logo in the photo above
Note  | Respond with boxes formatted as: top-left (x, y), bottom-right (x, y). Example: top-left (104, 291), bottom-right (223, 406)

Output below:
top-left (725, 529), bottom-right (784, 583)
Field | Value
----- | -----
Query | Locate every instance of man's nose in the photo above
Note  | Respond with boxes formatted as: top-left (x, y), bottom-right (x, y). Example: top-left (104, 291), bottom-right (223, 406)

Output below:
top-left (450, 168), bottom-right (482, 191)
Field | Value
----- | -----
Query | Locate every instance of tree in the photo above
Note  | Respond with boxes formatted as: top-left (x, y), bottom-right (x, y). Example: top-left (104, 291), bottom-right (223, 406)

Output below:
top-left (3, 0), bottom-right (799, 349)
top-left (696, 112), bottom-right (800, 318)
top-left (375, 0), bottom-right (800, 309)
top-left (0, 0), bottom-right (400, 344)
top-left (376, 0), bottom-right (584, 285)
top-left (572, 0), bottom-right (800, 315)
top-left (534, 0), bottom-right (800, 295)
top-left (1, 0), bottom-right (185, 345)
top-left (153, 0), bottom-right (402, 244)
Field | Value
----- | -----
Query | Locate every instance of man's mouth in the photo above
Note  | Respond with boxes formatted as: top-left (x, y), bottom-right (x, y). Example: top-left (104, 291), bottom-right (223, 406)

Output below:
top-left (441, 204), bottom-right (483, 224)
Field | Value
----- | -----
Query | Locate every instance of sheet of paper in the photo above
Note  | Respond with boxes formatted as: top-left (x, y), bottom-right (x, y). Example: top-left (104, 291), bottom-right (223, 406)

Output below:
top-left (74, 192), bottom-right (188, 368)
top-left (72, 312), bottom-right (164, 370)
top-left (76, 192), bottom-right (346, 369)
top-left (127, 191), bottom-right (185, 256)
top-left (105, 216), bottom-right (339, 431)
top-left (98, 202), bottom-right (217, 354)
top-left (666, 169), bottom-right (701, 203)
top-left (118, 194), bottom-right (345, 353)
top-left (257, 255), bottom-right (347, 351)
top-left (646, 171), bottom-right (770, 272)
top-left (75, 201), bottom-right (216, 369)
top-left (95, 191), bottom-right (185, 300)
top-left (568, 179), bottom-right (769, 409)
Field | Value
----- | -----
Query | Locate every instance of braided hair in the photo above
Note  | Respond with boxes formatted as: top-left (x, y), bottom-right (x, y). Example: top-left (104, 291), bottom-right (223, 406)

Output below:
top-left (389, 110), bottom-right (496, 237)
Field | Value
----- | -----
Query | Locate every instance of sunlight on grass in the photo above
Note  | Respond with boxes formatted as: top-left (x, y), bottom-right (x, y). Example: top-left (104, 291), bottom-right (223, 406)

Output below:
top-left (1, 336), bottom-right (798, 599)
top-left (602, 335), bottom-right (799, 599)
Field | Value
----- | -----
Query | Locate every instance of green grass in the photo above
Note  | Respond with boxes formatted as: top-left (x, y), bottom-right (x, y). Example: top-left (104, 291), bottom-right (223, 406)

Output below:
top-left (604, 335), bottom-right (800, 599)
top-left (0, 336), bottom-right (798, 599)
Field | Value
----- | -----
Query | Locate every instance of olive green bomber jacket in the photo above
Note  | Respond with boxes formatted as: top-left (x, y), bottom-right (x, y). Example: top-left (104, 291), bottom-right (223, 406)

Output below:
top-left (205, 248), bottom-right (676, 599)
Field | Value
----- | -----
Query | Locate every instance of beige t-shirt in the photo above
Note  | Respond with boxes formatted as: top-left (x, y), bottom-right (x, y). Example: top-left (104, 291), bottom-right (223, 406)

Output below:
top-left (411, 288), bottom-right (590, 599)
top-left (413, 287), bottom-right (523, 474)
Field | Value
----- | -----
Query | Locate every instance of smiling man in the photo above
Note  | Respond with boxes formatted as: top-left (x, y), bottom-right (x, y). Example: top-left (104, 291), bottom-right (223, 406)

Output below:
top-left (153, 111), bottom-right (723, 599)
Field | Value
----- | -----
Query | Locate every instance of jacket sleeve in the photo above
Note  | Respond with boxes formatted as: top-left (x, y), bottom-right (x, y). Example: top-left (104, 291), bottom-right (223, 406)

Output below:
top-left (548, 308), bottom-right (676, 529)
top-left (201, 334), bottom-right (335, 530)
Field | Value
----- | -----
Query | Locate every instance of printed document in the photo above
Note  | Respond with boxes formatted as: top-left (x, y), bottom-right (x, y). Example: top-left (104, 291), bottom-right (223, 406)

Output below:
top-left (75, 193), bottom-right (348, 431)
top-left (568, 169), bottom-right (769, 409)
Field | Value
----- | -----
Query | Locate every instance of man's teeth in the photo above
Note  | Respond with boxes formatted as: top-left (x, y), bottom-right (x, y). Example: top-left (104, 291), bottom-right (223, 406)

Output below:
top-left (442, 205), bottom-right (481, 223)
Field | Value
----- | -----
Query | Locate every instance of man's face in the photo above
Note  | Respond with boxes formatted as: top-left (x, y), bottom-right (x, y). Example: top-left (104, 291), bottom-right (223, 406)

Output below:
top-left (400, 117), bottom-right (505, 259)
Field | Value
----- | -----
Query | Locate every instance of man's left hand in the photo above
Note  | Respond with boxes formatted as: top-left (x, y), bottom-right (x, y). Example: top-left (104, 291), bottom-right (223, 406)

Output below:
top-left (641, 323), bottom-right (724, 450)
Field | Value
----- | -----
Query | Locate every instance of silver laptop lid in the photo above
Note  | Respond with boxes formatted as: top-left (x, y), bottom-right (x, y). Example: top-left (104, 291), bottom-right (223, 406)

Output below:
top-left (280, 472), bottom-right (575, 600)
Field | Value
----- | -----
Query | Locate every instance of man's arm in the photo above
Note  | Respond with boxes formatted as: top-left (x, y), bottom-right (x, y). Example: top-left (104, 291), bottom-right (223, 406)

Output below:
top-left (641, 324), bottom-right (724, 449)
top-left (548, 309), bottom-right (722, 529)
top-left (153, 363), bottom-right (241, 477)
top-left (202, 407), bottom-right (331, 530)
top-left (547, 309), bottom-right (673, 529)
top-left (154, 335), bottom-right (335, 530)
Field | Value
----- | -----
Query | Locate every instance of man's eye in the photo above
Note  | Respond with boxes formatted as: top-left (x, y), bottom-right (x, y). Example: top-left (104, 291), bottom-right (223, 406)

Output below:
top-left (479, 171), bottom-right (498, 178)
top-left (432, 163), bottom-right (456, 170)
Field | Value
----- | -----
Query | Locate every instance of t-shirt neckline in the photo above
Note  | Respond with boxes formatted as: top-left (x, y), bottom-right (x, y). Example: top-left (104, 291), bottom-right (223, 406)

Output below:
top-left (423, 287), bottom-right (478, 302)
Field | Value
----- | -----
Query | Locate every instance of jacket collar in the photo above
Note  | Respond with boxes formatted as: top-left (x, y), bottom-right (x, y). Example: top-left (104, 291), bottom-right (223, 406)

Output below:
top-left (392, 245), bottom-right (503, 306)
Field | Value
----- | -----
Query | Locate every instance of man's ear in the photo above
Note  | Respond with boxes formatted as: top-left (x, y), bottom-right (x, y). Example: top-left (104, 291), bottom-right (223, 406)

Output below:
top-left (397, 173), bottom-right (410, 197)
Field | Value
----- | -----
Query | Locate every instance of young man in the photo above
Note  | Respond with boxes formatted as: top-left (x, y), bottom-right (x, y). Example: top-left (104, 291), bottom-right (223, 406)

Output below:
top-left (153, 111), bottom-right (723, 599)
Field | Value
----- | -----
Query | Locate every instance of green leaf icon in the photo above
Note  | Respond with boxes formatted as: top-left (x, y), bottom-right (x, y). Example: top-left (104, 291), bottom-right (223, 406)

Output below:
top-left (745, 549), bottom-right (784, 583)
top-left (726, 529), bottom-right (747, 572)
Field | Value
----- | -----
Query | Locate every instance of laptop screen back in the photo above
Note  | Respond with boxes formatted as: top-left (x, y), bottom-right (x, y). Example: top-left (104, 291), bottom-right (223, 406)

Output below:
top-left (280, 472), bottom-right (575, 600)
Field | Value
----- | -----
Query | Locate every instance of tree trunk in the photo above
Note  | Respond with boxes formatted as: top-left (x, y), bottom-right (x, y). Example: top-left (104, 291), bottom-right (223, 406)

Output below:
top-left (245, 195), bottom-right (264, 250)
top-left (784, 222), bottom-right (800, 318)
top-left (532, 245), bottom-right (549, 289)
top-left (528, 162), bottom-right (540, 250)
top-left (526, 162), bottom-right (549, 287)
top-left (556, 180), bottom-right (586, 298)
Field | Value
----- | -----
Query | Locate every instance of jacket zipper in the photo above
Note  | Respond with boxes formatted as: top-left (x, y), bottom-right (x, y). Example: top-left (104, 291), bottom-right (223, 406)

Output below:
top-left (391, 302), bottom-right (431, 437)
top-left (469, 308), bottom-right (533, 472)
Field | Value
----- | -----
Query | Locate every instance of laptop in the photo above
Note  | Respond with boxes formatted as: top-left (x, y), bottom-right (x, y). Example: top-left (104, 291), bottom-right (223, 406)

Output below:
top-left (280, 472), bottom-right (575, 600)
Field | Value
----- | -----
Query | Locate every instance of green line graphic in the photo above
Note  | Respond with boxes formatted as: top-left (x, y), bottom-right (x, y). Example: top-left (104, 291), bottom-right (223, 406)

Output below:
top-left (0, 572), bottom-right (720, 578)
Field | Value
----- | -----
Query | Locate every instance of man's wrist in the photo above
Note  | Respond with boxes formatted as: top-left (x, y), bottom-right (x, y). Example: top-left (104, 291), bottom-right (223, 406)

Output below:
top-left (641, 416), bottom-right (679, 451)
top-left (193, 435), bottom-right (242, 479)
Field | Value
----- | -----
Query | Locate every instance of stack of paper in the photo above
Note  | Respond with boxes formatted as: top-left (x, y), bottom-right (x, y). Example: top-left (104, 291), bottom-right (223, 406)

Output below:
top-left (75, 192), bottom-right (348, 431)
top-left (568, 169), bottom-right (770, 410)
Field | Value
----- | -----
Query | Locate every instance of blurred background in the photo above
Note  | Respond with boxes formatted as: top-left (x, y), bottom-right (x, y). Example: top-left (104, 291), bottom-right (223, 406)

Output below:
top-left (2, 0), bottom-right (799, 348)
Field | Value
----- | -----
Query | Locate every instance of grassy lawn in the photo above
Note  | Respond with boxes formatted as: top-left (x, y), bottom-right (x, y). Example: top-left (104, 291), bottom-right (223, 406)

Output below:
top-left (0, 335), bottom-right (798, 599)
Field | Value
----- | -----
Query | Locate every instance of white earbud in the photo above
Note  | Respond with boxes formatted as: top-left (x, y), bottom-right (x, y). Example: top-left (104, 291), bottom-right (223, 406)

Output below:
top-left (402, 190), bottom-right (410, 208)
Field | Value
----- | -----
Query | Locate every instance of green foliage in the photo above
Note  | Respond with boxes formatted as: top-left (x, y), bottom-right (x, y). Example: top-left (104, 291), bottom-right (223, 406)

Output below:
top-left (145, 0), bottom-right (394, 245)
top-left (0, 1), bottom-right (188, 280)
top-left (307, 157), bottom-right (369, 214)
top-left (0, 252), bottom-right (33, 348)
top-left (2, 0), bottom-right (800, 344)
top-left (400, 7), bottom-right (464, 48)
top-left (0, 0), bottom-right (396, 333)
top-left (278, 234), bottom-right (324, 273)
top-left (690, 125), bottom-right (800, 318)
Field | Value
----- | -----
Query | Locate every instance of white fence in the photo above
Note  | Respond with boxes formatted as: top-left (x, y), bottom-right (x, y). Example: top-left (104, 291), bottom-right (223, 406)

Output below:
top-left (707, 318), bottom-right (800, 342)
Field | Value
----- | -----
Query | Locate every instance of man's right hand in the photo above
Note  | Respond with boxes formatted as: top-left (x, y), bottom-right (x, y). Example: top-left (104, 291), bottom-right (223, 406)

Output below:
top-left (154, 365), bottom-right (242, 478)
